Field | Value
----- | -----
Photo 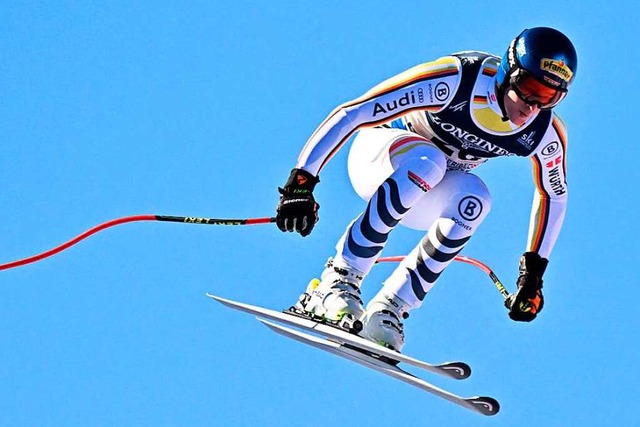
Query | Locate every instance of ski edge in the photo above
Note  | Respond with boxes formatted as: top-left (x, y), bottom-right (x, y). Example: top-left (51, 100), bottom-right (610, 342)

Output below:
top-left (206, 292), bottom-right (471, 380)
top-left (259, 318), bottom-right (500, 417)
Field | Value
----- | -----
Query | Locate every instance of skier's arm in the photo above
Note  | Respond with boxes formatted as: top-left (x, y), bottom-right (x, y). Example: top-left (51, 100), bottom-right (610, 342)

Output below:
top-left (526, 115), bottom-right (569, 259)
top-left (276, 57), bottom-right (462, 236)
top-left (295, 56), bottom-right (462, 176)
top-left (506, 116), bottom-right (568, 322)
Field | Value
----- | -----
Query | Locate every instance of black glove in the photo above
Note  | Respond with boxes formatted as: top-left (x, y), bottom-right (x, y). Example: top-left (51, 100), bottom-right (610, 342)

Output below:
top-left (505, 252), bottom-right (549, 322)
top-left (276, 168), bottom-right (320, 237)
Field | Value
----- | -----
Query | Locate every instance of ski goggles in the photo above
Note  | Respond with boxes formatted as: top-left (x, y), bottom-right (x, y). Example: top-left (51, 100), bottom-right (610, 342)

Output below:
top-left (509, 70), bottom-right (566, 110)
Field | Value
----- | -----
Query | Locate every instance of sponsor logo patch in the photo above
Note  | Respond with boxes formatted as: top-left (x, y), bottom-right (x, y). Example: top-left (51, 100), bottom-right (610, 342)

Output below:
top-left (458, 196), bottom-right (483, 221)
top-left (517, 131), bottom-right (537, 149)
top-left (434, 82), bottom-right (450, 101)
top-left (408, 171), bottom-right (431, 192)
top-left (540, 58), bottom-right (573, 82)
top-left (372, 90), bottom-right (419, 116)
top-left (541, 141), bottom-right (560, 157)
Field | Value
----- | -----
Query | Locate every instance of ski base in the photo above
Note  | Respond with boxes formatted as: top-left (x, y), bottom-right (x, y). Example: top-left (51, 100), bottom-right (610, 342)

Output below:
top-left (207, 293), bottom-right (500, 416)
top-left (206, 293), bottom-right (470, 380)
top-left (260, 318), bottom-right (499, 416)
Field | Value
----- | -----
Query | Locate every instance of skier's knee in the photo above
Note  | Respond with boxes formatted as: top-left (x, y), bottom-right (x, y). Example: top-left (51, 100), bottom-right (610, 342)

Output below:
top-left (397, 149), bottom-right (447, 189)
top-left (446, 173), bottom-right (492, 228)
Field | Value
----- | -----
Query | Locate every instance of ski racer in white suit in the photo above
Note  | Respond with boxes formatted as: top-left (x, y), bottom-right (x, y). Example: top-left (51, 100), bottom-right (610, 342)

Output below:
top-left (276, 27), bottom-right (578, 352)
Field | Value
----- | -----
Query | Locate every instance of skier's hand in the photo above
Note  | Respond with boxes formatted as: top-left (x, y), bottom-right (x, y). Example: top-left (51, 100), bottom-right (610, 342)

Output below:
top-left (276, 168), bottom-right (320, 237)
top-left (505, 252), bottom-right (548, 322)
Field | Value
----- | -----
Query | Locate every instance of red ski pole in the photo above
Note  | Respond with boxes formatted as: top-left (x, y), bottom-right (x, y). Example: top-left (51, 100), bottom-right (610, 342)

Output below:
top-left (1, 214), bottom-right (508, 300)
top-left (377, 255), bottom-right (510, 299)
top-left (0, 215), bottom-right (276, 272)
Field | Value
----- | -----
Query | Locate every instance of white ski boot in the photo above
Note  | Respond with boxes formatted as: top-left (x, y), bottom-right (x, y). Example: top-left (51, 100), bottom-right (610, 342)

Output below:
top-left (360, 292), bottom-right (410, 352)
top-left (293, 258), bottom-right (365, 332)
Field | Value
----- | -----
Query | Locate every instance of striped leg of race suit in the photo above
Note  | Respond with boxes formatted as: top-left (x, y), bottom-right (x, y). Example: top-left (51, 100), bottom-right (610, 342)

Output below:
top-left (332, 141), bottom-right (446, 276)
top-left (383, 217), bottom-right (473, 309)
top-left (377, 169), bottom-right (492, 309)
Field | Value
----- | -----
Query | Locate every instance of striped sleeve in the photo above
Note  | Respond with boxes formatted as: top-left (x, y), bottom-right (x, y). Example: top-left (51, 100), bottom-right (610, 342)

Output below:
top-left (295, 56), bottom-right (462, 175)
top-left (526, 115), bottom-right (569, 258)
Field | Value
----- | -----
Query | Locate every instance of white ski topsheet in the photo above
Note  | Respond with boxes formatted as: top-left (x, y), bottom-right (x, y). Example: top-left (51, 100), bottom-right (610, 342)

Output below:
top-left (206, 293), bottom-right (470, 380)
top-left (259, 318), bottom-right (500, 416)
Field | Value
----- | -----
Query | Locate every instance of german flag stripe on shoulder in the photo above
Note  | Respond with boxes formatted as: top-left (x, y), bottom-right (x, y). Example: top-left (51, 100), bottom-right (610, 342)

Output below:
top-left (529, 156), bottom-right (551, 253)
top-left (312, 57), bottom-right (460, 134)
top-left (551, 116), bottom-right (568, 175)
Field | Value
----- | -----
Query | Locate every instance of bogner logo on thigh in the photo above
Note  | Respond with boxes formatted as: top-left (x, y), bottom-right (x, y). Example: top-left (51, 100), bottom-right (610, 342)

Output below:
top-left (452, 195), bottom-right (483, 230)
top-left (458, 196), bottom-right (483, 221)
top-left (451, 216), bottom-right (472, 230)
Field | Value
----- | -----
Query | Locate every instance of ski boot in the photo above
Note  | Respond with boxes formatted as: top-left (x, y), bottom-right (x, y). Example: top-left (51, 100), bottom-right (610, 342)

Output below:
top-left (289, 258), bottom-right (365, 333)
top-left (360, 292), bottom-right (410, 352)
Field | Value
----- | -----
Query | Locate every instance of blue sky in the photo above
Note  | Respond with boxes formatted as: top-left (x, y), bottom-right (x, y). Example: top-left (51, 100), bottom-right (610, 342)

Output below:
top-left (1, 2), bottom-right (638, 426)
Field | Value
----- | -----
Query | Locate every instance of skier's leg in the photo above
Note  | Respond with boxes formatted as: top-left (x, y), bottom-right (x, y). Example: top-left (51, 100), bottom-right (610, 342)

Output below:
top-left (362, 170), bottom-right (492, 351)
top-left (298, 128), bottom-right (446, 323)
top-left (336, 128), bottom-right (447, 273)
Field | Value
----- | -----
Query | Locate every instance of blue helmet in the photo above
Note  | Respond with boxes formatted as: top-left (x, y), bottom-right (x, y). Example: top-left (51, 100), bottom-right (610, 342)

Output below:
top-left (496, 27), bottom-right (577, 109)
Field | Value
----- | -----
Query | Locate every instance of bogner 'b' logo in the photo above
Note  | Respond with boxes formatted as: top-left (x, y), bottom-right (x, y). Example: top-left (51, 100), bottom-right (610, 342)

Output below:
top-left (373, 90), bottom-right (418, 116)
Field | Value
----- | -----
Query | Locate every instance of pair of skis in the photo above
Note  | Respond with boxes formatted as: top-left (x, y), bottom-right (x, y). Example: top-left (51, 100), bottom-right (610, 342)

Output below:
top-left (207, 293), bottom-right (500, 416)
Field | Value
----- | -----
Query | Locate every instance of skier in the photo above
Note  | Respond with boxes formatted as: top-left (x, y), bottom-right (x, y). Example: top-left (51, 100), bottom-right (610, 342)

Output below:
top-left (275, 27), bottom-right (577, 352)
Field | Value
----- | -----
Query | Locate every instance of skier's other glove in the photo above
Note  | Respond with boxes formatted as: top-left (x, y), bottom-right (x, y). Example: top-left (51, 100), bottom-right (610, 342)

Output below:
top-left (505, 252), bottom-right (549, 322)
top-left (276, 168), bottom-right (319, 237)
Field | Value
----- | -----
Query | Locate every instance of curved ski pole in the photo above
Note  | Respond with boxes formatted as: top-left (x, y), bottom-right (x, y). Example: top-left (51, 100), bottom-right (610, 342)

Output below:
top-left (0, 215), bottom-right (276, 272)
top-left (376, 255), bottom-right (510, 300)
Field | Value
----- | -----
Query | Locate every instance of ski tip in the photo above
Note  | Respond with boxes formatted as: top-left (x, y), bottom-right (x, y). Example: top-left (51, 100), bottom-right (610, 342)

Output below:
top-left (464, 396), bottom-right (500, 416)
top-left (205, 292), bottom-right (223, 301)
top-left (437, 361), bottom-right (472, 380)
top-left (205, 293), bottom-right (232, 306)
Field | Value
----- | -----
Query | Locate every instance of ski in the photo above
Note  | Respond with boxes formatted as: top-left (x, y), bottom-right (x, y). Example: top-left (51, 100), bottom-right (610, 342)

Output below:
top-left (206, 293), bottom-right (470, 380)
top-left (259, 318), bottom-right (500, 416)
